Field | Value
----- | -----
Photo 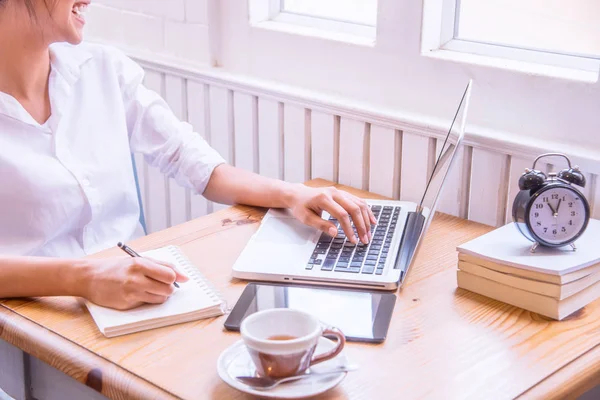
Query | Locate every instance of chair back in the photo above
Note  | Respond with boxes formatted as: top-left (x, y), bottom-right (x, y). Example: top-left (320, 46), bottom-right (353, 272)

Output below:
top-left (131, 155), bottom-right (148, 234)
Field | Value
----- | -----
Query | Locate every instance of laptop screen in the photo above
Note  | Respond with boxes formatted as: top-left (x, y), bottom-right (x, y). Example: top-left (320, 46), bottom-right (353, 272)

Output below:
top-left (395, 81), bottom-right (473, 284)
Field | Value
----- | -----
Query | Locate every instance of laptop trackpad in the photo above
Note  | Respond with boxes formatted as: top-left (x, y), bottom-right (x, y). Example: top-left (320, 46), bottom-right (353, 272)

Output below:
top-left (254, 217), bottom-right (316, 245)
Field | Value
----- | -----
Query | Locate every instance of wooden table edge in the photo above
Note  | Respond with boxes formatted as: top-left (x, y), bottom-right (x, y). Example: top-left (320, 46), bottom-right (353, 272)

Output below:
top-left (0, 304), bottom-right (177, 400)
top-left (517, 342), bottom-right (600, 400)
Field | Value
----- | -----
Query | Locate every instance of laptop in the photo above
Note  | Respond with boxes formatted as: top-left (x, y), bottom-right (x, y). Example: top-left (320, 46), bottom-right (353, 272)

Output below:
top-left (232, 81), bottom-right (473, 291)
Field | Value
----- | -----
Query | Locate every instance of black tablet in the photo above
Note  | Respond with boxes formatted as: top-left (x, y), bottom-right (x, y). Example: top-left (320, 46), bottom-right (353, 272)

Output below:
top-left (224, 283), bottom-right (396, 343)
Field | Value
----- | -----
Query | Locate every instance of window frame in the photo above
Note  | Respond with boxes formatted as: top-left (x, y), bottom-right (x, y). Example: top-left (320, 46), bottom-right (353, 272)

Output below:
top-left (249, 0), bottom-right (376, 44)
top-left (421, 0), bottom-right (600, 82)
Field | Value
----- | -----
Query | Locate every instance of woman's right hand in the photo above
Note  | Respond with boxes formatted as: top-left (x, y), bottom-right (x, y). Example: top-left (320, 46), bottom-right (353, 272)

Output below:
top-left (80, 257), bottom-right (189, 310)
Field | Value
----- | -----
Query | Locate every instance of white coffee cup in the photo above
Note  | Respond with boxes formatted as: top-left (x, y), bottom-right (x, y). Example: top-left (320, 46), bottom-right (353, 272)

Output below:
top-left (240, 309), bottom-right (345, 378)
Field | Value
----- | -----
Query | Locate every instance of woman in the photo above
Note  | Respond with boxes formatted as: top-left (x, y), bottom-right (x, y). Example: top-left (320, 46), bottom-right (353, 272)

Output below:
top-left (0, 0), bottom-right (375, 310)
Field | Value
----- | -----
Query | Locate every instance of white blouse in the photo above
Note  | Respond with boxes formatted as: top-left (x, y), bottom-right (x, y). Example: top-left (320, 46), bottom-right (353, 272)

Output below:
top-left (0, 43), bottom-right (225, 257)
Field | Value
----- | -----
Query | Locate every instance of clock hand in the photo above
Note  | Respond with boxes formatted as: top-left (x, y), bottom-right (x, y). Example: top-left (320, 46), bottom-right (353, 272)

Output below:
top-left (547, 202), bottom-right (557, 217)
top-left (556, 199), bottom-right (562, 214)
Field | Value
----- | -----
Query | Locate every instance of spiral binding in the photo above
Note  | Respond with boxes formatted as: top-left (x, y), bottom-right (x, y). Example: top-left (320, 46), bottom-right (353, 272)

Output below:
top-left (167, 246), bottom-right (228, 313)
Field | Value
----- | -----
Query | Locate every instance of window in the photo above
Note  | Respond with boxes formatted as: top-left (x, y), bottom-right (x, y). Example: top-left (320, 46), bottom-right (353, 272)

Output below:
top-left (456, 0), bottom-right (600, 58)
top-left (281, 0), bottom-right (378, 27)
top-left (250, 0), bottom-right (378, 44)
top-left (422, 0), bottom-right (600, 81)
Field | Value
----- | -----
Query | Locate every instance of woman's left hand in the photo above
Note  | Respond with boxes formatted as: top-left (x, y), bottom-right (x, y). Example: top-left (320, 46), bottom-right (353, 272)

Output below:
top-left (285, 184), bottom-right (377, 245)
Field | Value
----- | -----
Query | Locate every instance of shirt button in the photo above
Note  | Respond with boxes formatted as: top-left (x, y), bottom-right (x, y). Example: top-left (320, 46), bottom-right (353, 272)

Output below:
top-left (82, 179), bottom-right (90, 187)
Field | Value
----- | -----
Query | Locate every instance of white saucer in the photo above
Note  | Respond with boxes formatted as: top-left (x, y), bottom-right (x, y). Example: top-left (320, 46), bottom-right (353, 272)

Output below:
top-left (217, 337), bottom-right (349, 399)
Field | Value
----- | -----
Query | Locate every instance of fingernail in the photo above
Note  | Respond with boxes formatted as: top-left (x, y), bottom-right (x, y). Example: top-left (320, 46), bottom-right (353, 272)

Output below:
top-left (352, 235), bottom-right (359, 244)
top-left (329, 227), bottom-right (338, 237)
top-left (362, 235), bottom-right (369, 244)
top-left (368, 231), bottom-right (372, 241)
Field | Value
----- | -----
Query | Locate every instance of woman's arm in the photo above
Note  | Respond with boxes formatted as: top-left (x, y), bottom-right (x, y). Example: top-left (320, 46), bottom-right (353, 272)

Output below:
top-left (204, 164), bottom-right (377, 245)
top-left (0, 256), bottom-right (188, 310)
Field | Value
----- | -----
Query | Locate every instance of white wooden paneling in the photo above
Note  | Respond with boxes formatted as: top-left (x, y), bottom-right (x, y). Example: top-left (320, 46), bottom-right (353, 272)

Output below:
top-left (29, 357), bottom-right (107, 400)
top-left (258, 98), bottom-right (283, 180)
top-left (186, 80), bottom-right (210, 219)
top-left (592, 174), bottom-right (600, 220)
top-left (209, 86), bottom-right (234, 164)
top-left (233, 93), bottom-right (257, 173)
top-left (369, 126), bottom-right (398, 199)
top-left (164, 76), bottom-right (189, 227)
top-left (468, 148), bottom-right (510, 227)
top-left (505, 157), bottom-right (531, 224)
top-left (0, 339), bottom-right (26, 400)
top-left (284, 105), bottom-right (310, 183)
top-left (310, 111), bottom-right (336, 182)
top-left (209, 86), bottom-right (234, 212)
top-left (339, 118), bottom-right (368, 190)
top-left (435, 139), bottom-right (467, 217)
top-left (142, 71), bottom-right (168, 233)
top-left (400, 133), bottom-right (432, 204)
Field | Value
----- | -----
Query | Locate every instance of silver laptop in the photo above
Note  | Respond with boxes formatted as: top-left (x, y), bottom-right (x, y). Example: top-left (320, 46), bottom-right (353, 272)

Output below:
top-left (232, 81), bottom-right (472, 290)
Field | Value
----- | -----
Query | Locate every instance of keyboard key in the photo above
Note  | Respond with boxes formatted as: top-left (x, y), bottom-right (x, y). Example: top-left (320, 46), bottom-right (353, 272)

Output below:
top-left (364, 260), bottom-right (376, 266)
top-left (337, 261), bottom-right (349, 267)
top-left (362, 265), bottom-right (375, 274)
top-left (306, 264), bottom-right (314, 270)
top-left (337, 267), bottom-right (361, 273)
top-left (375, 269), bottom-right (384, 275)
top-left (350, 261), bottom-right (363, 268)
top-left (367, 255), bottom-right (379, 261)
top-left (314, 259), bottom-right (323, 265)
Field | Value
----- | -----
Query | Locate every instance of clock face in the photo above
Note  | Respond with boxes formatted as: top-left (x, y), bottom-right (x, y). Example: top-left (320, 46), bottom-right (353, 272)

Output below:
top-left (528, 186), bottom-right (588, 245)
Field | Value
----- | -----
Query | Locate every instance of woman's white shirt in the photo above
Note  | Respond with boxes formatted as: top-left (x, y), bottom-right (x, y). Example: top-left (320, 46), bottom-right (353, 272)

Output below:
top-left (0, 43), bottom-right (225, 257)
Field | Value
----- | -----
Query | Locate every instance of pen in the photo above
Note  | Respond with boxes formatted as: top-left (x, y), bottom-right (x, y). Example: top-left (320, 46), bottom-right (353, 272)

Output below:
top-left (117, 242), bottom-right (179, 288)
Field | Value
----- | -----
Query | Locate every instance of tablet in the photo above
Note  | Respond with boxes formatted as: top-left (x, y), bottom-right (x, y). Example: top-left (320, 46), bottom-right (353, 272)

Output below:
top-left (224, 283), bottom-right (396, 343)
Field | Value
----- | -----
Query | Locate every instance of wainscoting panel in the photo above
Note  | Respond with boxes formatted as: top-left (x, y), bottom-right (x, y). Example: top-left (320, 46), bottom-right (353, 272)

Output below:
top-left (130, 64), bottom-right (600, 232)
top-left (257, 98), bottom-right (283, 180)
top-left (283, 105), bottom-right (310, 184)
top-left (165, 75), bottom-right (190, 227)
top-left (310, 111), bottom-right (337, 182)
top-left (339, 118), bottom-right (369, 191)
top-left (400, 133), bottom-right (433, 204)
top-left (468, 149), bottom-right (510, 227)
top-left (232, 92), bottom-right (257, 173)
top-left (368, 126), bottom-right (399, 199)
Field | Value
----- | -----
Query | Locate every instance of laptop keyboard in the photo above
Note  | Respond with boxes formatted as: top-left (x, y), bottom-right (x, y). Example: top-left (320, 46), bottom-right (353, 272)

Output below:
top-left (306, 205), bottom-right (401, 275)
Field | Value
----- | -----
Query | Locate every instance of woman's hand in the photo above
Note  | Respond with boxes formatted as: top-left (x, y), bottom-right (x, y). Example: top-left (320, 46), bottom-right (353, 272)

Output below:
top-left (285, 185), bottom-right (377, 244)
top-left (80, 257), bottom-right (189, 310)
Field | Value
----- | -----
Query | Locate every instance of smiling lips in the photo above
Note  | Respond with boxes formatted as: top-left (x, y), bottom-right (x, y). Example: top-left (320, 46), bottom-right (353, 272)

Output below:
top-left (72, 2), bottom-right (89, 22)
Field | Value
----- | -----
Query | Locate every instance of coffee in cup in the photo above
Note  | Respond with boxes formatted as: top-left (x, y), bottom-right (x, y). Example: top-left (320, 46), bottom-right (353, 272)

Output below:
top-left (240, 309), bottom-right (345, 379)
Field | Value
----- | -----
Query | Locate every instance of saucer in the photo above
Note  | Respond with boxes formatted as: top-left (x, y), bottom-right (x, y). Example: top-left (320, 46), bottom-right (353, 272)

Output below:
top-left (217, 337), bottom-right (349, 399)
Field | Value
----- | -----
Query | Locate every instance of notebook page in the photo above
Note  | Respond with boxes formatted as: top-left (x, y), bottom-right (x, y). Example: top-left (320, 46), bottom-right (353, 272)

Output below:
top-left (86, 247), bottom-right (222, 331)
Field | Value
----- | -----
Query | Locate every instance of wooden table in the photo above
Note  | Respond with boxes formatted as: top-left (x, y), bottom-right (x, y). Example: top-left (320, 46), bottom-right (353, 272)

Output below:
top-left (2, 179), bottom-right (600, 400)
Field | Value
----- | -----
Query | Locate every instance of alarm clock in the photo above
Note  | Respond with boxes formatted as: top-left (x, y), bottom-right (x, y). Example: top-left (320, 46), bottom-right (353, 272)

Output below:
top-left (512, 153), bottom-right (590, 253)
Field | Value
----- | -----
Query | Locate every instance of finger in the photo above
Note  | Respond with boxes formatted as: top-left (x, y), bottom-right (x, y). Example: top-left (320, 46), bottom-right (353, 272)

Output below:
top-left (322, 199), bottom-right (357, 244)
top-left (138, 292), bottom-right (169, 305)
top-left (301, 211), bottom-right (338, 237)
top-left (351, 196), bottom-right (373, 241)
top-left (142, 276), bottom-right (175, 297)
top-left (144, 257), bottom-right (189, 282)
top-left (333, 193), bottom-right (368, 244)
top-left (135, 258), bottom-right (177, 285)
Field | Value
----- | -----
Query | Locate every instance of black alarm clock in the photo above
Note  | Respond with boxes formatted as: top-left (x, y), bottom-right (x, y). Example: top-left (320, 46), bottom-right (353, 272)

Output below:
top-left (512, 153), bottom-right (590, 253)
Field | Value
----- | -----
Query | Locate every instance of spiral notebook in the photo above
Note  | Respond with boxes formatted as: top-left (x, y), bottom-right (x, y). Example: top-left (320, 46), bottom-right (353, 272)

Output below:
top-left (85, 246), bottom-right (227, 338)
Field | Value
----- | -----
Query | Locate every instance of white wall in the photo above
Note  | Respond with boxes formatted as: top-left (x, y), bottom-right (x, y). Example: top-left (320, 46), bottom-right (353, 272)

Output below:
top-left (86, 0), bottom-right (212, 64)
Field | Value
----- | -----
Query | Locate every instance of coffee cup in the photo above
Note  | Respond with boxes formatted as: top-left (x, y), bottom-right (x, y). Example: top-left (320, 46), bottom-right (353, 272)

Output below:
top-left (240, 309), bottom-right (346, 379)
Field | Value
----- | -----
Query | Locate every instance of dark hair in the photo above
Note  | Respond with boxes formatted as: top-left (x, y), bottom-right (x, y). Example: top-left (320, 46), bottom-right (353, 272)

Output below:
top-left (0, 0), bottom-right (56, 20)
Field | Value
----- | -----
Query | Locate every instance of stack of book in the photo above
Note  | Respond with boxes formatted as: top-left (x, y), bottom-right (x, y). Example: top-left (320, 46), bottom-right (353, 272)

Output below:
top-left (456, 219), bottom-right (600, 320)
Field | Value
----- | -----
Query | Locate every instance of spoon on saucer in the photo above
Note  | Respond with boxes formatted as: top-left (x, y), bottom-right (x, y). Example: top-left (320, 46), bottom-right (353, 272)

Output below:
top-left (236, 364), bottom-right (359, 390)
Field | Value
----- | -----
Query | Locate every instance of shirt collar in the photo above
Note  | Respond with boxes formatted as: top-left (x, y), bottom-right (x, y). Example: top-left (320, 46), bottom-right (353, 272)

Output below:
top-left (49, 42), bottom-right (93, 85)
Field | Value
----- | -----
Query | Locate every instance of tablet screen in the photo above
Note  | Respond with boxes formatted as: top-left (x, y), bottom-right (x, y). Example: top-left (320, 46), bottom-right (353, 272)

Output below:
top-left (224, 283), bottom-right (396, 343)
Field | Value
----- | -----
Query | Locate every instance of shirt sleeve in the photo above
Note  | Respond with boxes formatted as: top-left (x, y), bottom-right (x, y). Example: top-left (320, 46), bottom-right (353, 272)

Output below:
top-left (106, 46), bottom-right (226, 195)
